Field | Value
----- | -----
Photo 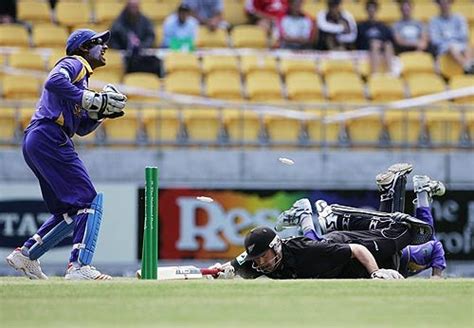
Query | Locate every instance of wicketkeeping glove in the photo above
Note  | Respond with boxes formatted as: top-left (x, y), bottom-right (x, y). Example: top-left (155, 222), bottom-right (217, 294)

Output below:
top-left (82, 86), bottom-right (127, 120)
top-left (371, 268), bottom-right (405, 280)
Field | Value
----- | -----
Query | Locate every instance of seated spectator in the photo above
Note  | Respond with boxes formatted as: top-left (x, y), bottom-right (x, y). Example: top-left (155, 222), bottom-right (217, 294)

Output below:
top-left (245, 0), bottom-right (289, 35)
top-left (356, 0), bottom-right (394, 74)
top-left (393, 0), bottom-right (429, 54)
top-left (278, 0), bottom-right (316, 50)
top-left (429, 0), bottom-right (473, 74)
top-left (110, 0), bottom-right (162, 76)
top-left (316, 0), bottom-right (357, 50)
top-left (162, 3), bottom-right (198, 50)
top-left (0, 0), bottom-right (16, 24)
top-left (183, 0), bottom-right (228, 31)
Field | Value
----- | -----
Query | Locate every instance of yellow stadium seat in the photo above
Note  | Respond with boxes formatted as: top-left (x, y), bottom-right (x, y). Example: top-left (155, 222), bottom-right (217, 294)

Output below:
top-left (223, 0), bottom-right (248, 26)
top-left (206, 71), bottom-right (242, 100)
top-left (202, 55), bottom-right (239, 75)
top-left (155, 24), bottom-right (162, 47)
top-left (102, 109), bottom-right (139, 144)
top-left (164, 53), bottom-right (200, 74)
top-left (196, 27), bottom-right (228, 48)
top-left (33, 24), bottom-right (68, 48)
top-left (9, 51), bottom-right (46, 71)
top-left (384, 109), bottom-right (422, 145)
top-left (183, 108), bottom-right (221, 142)
top-left (467, 111), bottom-right (474, 144)
top-left (2, 75), bottom-right (40, 100)
top-left (18, 1), bottom-right (51, 23)
top-left (305, 109), bottom-right (341, 145)
top-left (425, 109), bottom-right (463, 145)
top-left (378, 2), bottom-right (400, 24)
top-left (164, 72), bottom-right (201, 96)
top-left (286, 72), bottom-right (324, 102)
top-left (0, 24), bottom-right (30, 47)
top-left (302, 2), bottom-right (325, 18)
top-left (439, 54), bottom-right (464, 80)
top-left (142, 108), bottom-right (182, 144)
top-left (326, 72), bottom-right (365, 102)
top-left (56, 2), bottom-right (90, 27)
top-left (320, 59), bottom-right (356, 77)
top-left (123, 72), bottom-right (160, 100)
top-left (280, 58), bottom-right (316, 76)
top-left (343, 2), bottom-right (366, 22)
top-left (413, 2), bottom-right (438, 22)
top-left (95, 2), bottom-right (125, 24)
top-left (222, 109), bottom-right (262, 144)
top-left (453, 3), bottom-right (474, 25)
top-left (72, 23), bottom-right (111, 34)
top-left (407, 73), bottom-right (446, 97)
top-left (89, 69), bottom-right (122, 90)
top-left (450, 75), bottom-right (474, 104)
top-left (141, 2), bottom-right (175, 23)
top-left (399, 52), bottom-right (435, 78)
top-left (246, 71), bottom-right (282, 102)
top-left (470, 25), bottom-right (474, 47)
top-left (368, 74), bottom-right (405, 102)
top-left (19, 107), bottom-right (36, 130)
top-left (47, 49), bottom-right (67, 70)
top-left (103, 49), bottom-right (124, 74)
top-left (232, 25), bottom-right (268, 48)
top-left (240, 55), bottom-right (278, 76)
top-left (345, 109), bottom-right (385, 144)
top-left (0, 108), bottom-right (18, 143)
top-left (265, 115), bottom-right (303, 144)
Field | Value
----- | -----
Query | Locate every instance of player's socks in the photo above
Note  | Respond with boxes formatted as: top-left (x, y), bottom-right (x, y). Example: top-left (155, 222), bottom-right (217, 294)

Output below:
top-left (300, 215), bottom-right (323, 241)
top-left (416, 191), bottom-right (430, 208)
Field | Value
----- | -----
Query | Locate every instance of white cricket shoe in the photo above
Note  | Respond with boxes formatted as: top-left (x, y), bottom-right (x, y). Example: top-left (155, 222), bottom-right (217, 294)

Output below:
top-left (376, 163), bottom-right (413, 193)
top-left (274, 198), bottom-right (312, 231)
top-left (413, 175), bottom-right (446, 198)
top-left (65, 264), bottom-right (112, 281)
top-left (5, 248), bottom-right (48, 280)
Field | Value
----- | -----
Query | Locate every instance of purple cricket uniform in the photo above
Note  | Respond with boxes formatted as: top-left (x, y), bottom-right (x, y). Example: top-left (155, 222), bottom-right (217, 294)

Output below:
top-left (399, 207), bottom-right (447, 277)
top-left (22, 55), bottom-right (101, 263)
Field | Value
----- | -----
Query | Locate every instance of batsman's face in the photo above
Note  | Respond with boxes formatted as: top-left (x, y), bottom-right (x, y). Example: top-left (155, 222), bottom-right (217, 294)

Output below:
top-left (252, 249), bottom-right (279, 273)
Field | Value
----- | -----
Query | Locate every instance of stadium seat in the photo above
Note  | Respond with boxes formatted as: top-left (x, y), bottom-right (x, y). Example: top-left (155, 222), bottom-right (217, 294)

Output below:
top-left (141, 2), bottom-right (175, 23)
top-left (196, 27), bottom-right (228, 48)
top-left (231, 25), bottom-right (268, 48)
top-left (470, 25), bottom-right (474, 48)
top-left (467, 110), bottom-right (474, 144)
top-left (33, 24), bottom-right (68, 48)
top-left (95, 2), bottom-right (125, 25)
top-left (154, 24), bottom-right (162, 47)
top-left (246, 71), bottom-right (282, 102)
top-left (438, 54), bottom-right (464, 80)
top-left (102, 49), bottom-right (124, 74)
top-left (183, 108), bottom-right (221, 142)
top-left (240, 55), bottom-right (278, 76)
top-left (302, 1), bottom-right (325, 18)
top-left (343, 2), bottom-right (366, 22)
top-left (326, 72), bottom-right (365, 102)
top-left (0, 108), bottom-right (18, 143)
top-left (399, 52), bottom-right (435, 79)
top-left (413, 2), bottom-right (438, 22)
top-left (164, 72), bottom-right (201, 96)
top-left (0, 24), bottom-right (30, 47)
top-left (164, 52), bottom-right (200, 75)
top-left (265, 115), bottom-right (303, 144)
top-left (202, 55), bottom-right (239, 75)
top-left (206, 71), bottom-right (242, 100)
top-left (286, 72), bottom-right (324, 102)
top-left (319, 59), bottom-right (356, 77)
top-left (345, 109), bottom-right (385, 145)
top-left (2, 75), bottom-right (40, 100)
top-left (280, 58), bottom-right (316, 76)
top-left (9, 51), bottom-right (46, 71)
top-left (19, 107), bottom-right (36, 130)
top-left (56, 2), bottom-right (91, 27)
top-left (453, 3), bottom-right (474, 25)
top-left (384, 109), bottom-right (422, 145)
top-left (222, 109), bottom-right (262, 144)
top-left (450, 75), bottom-right (474, 104)
top-left (406, 73), bottom-right (446, 97)
top-left (90, 69), bottom-right (122, 90)
top-left (123, 72), bottom-right (160, 100)
top-left (142, 108), bottom-right (182, 144)
top-left (368, 74), bottom-right (405, 102)
top-left (47, 49), bottom-right (66, 70)
top-left (223, 0), bottom-right (248, 26)
top-left (102, 108), bottom-right (139, 144)
top-left (378, 2), bottom-right (400, 24)
top-left (18, 1), bottom-right (51, 23)
top-left (305, 109), bottom-right (341, 145)
top-left (425, 108), bottom-right (463, 146)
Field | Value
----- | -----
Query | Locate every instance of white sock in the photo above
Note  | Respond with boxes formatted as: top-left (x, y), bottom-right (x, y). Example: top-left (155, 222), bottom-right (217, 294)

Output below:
top-left (416, 191), bottom-right (430, 208)
top-left (300, 214), bottom-right (316, 235)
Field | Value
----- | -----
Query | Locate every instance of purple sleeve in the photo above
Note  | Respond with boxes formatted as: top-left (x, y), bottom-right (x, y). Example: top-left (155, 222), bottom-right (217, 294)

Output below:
top-left (76, 113), bottom-right (101, 136)
top-left (431, 240), bottom-right (447, 270)
top-left (416, 207), bottom-right (434, 228)
top-left (44, 58), bottom-right (85, 104)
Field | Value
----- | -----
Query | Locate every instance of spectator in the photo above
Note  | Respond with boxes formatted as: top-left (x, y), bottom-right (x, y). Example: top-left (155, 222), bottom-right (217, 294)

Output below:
top-left (429, 0), bottom-right (473, 74)
top-left (162, 4), bottom-right (199, 50)
top-left (356, 0), bottom-right (394, 74)
top-left (110, 0), bottom-right (162, 76)
top-left (0, 0), bottom-right (16, 24)
top-left (278, 0), bottom-right (316, 50)
top-left (245, 0), bottom-right (289, 35)
top-left (183, 0), bottom-right (228, 31)
top-left (393, 0), bottom-right (429, 54)
top-left (316, 0), bottom-right (357, 50)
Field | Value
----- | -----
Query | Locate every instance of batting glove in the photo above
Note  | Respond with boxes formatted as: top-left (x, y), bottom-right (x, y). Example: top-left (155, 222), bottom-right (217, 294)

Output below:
top-left (371, 268), bottom-right (405, 280)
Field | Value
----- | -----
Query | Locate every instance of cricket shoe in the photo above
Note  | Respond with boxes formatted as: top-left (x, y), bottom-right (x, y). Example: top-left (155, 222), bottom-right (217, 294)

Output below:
top-left (391, 212), bottom-right (433, 245)
top-left (274, 198), bottom-right (312, 232)
top-left (413, 175), bottom-right (445, 198)
top-left (376, 163), bottom-right (413, 193)
top-left (5, 248), bottom-right (48, 280)
top-left (315, 200), bottom-right (338, 234)
top-left (65, 263), bottom-right (112, 280)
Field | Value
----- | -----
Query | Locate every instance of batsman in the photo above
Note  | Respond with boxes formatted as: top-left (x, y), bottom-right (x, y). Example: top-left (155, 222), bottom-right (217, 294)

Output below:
top-left (5, 29), bottom-right (127, 280)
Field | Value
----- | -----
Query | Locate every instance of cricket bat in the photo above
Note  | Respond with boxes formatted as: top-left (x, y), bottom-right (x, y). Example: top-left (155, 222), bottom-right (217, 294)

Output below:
top-left (136, 265), bottom-right (220, 280)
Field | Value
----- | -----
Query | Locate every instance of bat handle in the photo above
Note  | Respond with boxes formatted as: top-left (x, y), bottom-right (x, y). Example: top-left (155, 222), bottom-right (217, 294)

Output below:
top-left (200, 268), bottom-right (221, 276)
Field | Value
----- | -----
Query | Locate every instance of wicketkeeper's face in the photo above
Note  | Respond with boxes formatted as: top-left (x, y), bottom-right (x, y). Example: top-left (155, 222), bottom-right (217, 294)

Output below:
top-left (87, 38), bottom-right (108, 67)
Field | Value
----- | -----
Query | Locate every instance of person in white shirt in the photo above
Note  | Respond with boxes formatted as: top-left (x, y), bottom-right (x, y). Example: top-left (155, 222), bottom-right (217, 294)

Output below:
top-left (316, 0), bottom-right (357, 50)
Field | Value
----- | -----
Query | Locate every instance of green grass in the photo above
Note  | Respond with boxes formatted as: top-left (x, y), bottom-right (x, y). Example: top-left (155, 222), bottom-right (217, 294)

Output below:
top-left (1, 278), bottom-right (473, 328)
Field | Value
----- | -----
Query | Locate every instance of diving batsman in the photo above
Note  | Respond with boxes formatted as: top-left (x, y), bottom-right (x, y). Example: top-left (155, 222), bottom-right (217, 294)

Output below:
top-left (5, 29), bottom-right (127, 280)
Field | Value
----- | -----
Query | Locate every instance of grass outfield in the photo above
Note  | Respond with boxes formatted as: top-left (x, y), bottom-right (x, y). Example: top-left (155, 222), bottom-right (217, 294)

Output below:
top-left (1, 278), bottom-right (472, 328)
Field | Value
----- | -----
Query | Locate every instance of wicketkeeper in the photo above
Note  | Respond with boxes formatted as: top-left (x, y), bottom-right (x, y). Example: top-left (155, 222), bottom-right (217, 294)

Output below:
top-left (5, 29), bottom-right (127, 280)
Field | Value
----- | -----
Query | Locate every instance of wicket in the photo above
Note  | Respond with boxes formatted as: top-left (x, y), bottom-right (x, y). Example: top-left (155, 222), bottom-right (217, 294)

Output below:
top-left (141, 166), bottom-right (158, 279)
